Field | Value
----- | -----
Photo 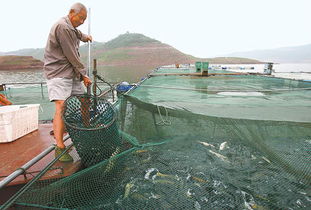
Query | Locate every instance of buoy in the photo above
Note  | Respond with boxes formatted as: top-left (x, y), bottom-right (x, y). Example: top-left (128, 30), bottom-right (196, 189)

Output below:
top-left (0, 94), bottom-right (12, 106)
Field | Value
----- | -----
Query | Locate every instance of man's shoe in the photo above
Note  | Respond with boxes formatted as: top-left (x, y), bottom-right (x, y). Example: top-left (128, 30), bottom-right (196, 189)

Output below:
top-left (55, 147), bottom-right (73, 162)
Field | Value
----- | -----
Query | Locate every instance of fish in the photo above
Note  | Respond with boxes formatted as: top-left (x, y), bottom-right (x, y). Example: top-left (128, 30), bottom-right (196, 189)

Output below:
top-left (156, 172), bottom-right (176, 179)
top-left (104, 147), bottom-right (121, 173)
top-left (219, 141), bottom-right (228, 150)
top-left (152, 172), bottom-right (176, 185)
top-left (242, 191), bottom-right (269, 210)
top-left (141, 155), bottom-right (151, 163)
top-left (144, 168), bottom-right (158, 180)
top-left (194, 183), bottom-right (201, 188)
top-left (254, 194), bottom-right (270, 202)
top-left (262, 156), bottom-right (271, 164)
top-left (134, 149), bottom-right (148, 154)
top-left (191, 176), bottom-right (209, 183)
top-left (250, 203), bottom-right (263, 209)
top-left (145, 168), bottom-right (177, 180)
top-left (131, 193), bottom-right (148, 201)
top-left (198, 141), bottom-right (215, 148)
top-left (241, 190), bottom-right (256, 210)
top-left (194, 201), bottom-right (201, 210)
top-left (149, 192), bottom-right (161, 199)
top-left (153, 179), bottom-right (175, 185)
top-left (186, 189), bottom-right (195, 198)
top-left (208, 150), bottom-right (229, 163)
top-left (186, 173), bottom-right (191, 181)
top-left (123, 183), bottom-right (134, 199)
top-left (124, 167), bottom-right (133, 171)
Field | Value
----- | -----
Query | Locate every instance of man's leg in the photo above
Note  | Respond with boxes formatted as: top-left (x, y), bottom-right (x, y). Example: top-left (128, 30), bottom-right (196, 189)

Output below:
top-left (53, 100), bottom-right (73, 162)
top-left (47, 78), bottom-right (73, 162)
top-left (53, 100), bottom-right (65, 148)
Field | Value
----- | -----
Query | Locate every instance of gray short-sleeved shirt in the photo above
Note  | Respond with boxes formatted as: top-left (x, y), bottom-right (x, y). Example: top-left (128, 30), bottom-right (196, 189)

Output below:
top-left (43, 16), bottom-right (88, 80)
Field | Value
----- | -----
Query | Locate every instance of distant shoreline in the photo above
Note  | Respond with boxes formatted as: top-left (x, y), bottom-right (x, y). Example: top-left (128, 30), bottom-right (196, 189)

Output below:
top-left (0, 66), bottom-right (43, 71)
top-left (0, 55), bottom-right (43, 71)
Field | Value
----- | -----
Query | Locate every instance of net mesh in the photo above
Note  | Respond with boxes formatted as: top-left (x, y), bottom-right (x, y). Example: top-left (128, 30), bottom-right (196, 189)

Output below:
top-left (63, 95), bottom-right (121, 167)
top-left (7, 67), bottom-right (311, 209)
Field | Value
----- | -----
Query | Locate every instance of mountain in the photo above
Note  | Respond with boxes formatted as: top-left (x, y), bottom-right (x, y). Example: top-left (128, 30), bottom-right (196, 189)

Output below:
top-left (0, 34), bottom-right (263, 82)
top-left (79, 33), bottom-right (198, 68)
top-left (4, 48), bottom-right (45, 61)
top-left (226, 44), bottom-right (311, 63)
top-left (0, 55), bottom-right (43, 70)
top-left (80, 33), bottom-right (263, 67)
top-left (2, 33), bottom-right (262, 66)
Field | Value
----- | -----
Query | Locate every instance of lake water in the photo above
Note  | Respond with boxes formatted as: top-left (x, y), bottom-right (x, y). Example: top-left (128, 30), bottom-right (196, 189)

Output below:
top-left (0, 63), bottom-right (311, 85)
top-left (0, 65), bottom-right (156, 85)
top-left (218, 63), bottom-right (311, 81)
top-left (1, 63), bottom-right (310, 120)
top-left (0, 65), bottom-right (156, 120)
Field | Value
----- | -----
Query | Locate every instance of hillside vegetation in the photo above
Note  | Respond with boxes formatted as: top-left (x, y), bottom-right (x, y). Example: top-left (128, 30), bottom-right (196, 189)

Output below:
top-left (80, 33), bottom-right (262, 67)
top-left (104, 33), bottom-right (161, 49)
top-left (0, 55), bottom-right (43, 70)
top-left (78, 33), bottom-right (195, 68)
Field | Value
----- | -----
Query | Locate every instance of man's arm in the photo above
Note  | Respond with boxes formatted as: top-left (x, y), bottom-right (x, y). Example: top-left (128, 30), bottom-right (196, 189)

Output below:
top-left (82, 75), bottom-right (92, 87)
top-left (77, 30), bottom-right (92, 43)
top-left (56, 25), bottom-right (87, 78)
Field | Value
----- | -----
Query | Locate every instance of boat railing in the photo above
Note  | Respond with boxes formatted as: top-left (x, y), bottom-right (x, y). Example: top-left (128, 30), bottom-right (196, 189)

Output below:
top-left (0, 135), bottom-right (70, 190)
top-left (0, 81), bottom-right (117, 98)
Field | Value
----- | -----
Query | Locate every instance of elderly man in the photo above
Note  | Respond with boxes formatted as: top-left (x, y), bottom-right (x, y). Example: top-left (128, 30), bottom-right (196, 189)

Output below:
top-left (44, 2), bottom-right (92, 161)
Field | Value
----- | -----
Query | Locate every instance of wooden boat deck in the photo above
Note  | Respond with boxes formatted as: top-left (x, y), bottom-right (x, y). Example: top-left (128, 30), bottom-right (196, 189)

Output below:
top-left (0, 124), bottom-right (81, 187)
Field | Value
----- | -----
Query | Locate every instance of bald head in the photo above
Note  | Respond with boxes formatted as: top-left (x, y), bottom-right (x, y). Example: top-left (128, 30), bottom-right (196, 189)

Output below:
top-left (68, 3), bottom-right (87, 28)
top-left (69, 3), bottom-right (87, 15)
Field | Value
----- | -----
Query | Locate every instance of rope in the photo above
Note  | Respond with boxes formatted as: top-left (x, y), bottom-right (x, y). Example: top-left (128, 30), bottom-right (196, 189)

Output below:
top-left (156, 105), bottom-right (171, 126)
top-left (139, 84), bottom-right (311, 92)
top-left (94, 75), bottom-right (115, 101)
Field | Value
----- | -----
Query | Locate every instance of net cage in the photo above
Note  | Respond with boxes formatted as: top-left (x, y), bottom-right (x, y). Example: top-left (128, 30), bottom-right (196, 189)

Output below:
top-left (4, 69), bottom-right (311, 210)
top-left (63, 94), bottom-right (121, 167)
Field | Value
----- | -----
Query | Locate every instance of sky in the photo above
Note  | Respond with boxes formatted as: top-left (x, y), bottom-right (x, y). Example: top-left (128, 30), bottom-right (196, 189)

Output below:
top-left (1, 0), bottom-right (311, 58)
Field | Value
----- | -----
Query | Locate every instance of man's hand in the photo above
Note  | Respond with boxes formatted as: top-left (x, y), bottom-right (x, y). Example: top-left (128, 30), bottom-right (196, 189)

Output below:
top-left (82, 75), bottom-right (92, 87)
top-left (86, 35), bottom-right (93, 42)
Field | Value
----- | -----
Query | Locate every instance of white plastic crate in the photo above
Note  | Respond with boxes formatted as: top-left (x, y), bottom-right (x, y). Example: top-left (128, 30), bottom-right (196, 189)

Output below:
top-left (0, 104), bottom-right (40, 143)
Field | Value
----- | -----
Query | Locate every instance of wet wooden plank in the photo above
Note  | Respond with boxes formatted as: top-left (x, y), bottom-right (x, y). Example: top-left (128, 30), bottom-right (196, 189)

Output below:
top-left (0, 124), bottom-right (81, 186)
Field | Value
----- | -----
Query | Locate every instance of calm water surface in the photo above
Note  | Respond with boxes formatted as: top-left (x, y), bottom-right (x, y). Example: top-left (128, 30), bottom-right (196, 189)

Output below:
top-left (0, 63), bottom-right (310, 120)
top-left (1, 63), bottom-right (311, 85)
top-left (0, 65), bottom-right (155, 85)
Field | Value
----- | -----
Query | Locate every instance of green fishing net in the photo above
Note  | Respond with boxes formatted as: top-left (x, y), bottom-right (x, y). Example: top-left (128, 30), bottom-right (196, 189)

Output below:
top-left (4, 67), bottom-right (311, 209)
top-left (63, 95), bottom-right (121, 167)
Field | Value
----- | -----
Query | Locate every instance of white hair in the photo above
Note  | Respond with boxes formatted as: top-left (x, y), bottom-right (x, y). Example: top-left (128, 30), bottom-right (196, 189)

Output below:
top-left (70, 3), bottom-right (87, 14)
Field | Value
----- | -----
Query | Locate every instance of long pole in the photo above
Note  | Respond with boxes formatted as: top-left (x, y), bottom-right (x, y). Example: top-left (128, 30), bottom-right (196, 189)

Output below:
top-left (92, 59), bottom-right (97, 96)
top-left (87, 7), bottom-right (91, 94)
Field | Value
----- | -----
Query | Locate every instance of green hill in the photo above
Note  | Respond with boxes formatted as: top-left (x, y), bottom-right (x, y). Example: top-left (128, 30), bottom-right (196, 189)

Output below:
top-left (104, 33), bottom-right (161, 49)
top-left (79, 33), bottom-right (197, 67)
top-left (79, 33), bottom-right (262, 67)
